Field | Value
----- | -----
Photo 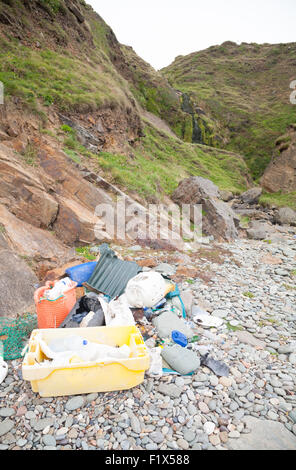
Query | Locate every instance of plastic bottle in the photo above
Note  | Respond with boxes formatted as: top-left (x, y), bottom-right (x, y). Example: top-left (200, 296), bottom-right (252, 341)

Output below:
top-left (44, 277), bottom-right (73, 301)
top-left (0, 341), bottom-right (8, 385)
top-left (49, 336), bottom-right (89, 353)
top-left (152, 298), bottom-right (167, 310)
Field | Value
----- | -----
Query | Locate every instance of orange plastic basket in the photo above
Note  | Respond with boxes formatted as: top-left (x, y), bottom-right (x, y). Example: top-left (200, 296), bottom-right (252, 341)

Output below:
top-left (34, 280), bottom-right (77, 329)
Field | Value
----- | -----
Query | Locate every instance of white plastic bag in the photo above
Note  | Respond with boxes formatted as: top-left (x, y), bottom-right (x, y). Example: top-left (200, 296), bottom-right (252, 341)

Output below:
top-left (147, 347), bottom-right (163, 376)
top-left (125, 272), bottom-right (167, 308)
top-left (99, 294), bottom-right (135, 326)
top-left (0, 358), bottom-right (8, 385)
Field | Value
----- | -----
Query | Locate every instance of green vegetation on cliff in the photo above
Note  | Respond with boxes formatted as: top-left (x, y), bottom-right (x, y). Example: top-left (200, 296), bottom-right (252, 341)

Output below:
top-left (67, 122), bottom-right (249, 201)
top-left (162, 42), bottom-right (296, 178)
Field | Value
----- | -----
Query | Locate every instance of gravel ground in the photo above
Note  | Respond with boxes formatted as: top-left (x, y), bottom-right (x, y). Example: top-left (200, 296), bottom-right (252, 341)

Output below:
top-left (0, 234), bottom-right (296, 450)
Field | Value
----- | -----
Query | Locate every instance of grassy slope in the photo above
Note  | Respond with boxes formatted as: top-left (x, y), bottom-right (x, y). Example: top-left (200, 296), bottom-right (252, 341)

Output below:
top-left (0, 0), bottom-right (134, 114)
top-left (259, 192), bottom-right (296, 210)
top-left (121, 44), bottom-right (193, 141)
top-left (0, 0), bottom-right (250, 202)
top-left (59, 121), bottom-right (250, 202)
top-left (162, 42), bottom-right (296, 179)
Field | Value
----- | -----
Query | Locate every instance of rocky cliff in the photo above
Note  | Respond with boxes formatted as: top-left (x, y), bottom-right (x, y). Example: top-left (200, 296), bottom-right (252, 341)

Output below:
top-left (162, 41), bottom-right (296, 178)
top-left (261, 124), bottom-right (296, 193)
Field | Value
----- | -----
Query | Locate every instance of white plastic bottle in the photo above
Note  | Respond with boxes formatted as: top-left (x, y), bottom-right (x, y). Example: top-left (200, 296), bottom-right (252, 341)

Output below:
top-left (0, 341), bottom-right (8, 385)
top-left (44, 277), bottom-right (73, 301)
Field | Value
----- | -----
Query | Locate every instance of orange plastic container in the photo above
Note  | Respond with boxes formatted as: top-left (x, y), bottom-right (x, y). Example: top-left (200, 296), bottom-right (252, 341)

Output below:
top-left (34, 280), bottom-right (77, 329)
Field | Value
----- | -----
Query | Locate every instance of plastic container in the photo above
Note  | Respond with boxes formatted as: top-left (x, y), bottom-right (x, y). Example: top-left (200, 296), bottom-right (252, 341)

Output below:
top-left (34, 280), bottom-right (77, 329)
top-left (22, 326), bottom-right (150, 397)
top-left (44, 277), bottom-right (73, 301)
top-left (65, 262), bottom-right (97, 287)
top-left (125, 272), bottom-right (173, 308)
top-left (172, 330), bottom-right (188, 348)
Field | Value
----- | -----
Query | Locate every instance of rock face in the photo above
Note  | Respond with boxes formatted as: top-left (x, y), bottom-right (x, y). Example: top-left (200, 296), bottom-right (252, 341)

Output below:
top-left (0, 204), bottom-right (73, 262)
top-left (261, 125), bottom-right (296, 193)
top-left (0, 248), bottom-right (37, 317)
top-left (172, 176), bottom-right (238, 241)
top-left (0, 143), bottom-right (58, 229)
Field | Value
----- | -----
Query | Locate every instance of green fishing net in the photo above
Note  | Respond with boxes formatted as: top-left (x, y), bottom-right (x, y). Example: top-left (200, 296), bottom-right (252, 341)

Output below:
top-left (0, 313), bottom-right (38, 361)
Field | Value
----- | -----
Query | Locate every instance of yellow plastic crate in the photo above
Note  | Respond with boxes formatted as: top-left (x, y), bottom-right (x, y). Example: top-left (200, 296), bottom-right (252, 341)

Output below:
top-left (22, 326), bottom-right (150, 397)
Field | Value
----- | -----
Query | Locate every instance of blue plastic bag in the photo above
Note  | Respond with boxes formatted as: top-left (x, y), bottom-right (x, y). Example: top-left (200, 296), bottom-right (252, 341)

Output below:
top-left (66, 262), bottom-right (97, 287)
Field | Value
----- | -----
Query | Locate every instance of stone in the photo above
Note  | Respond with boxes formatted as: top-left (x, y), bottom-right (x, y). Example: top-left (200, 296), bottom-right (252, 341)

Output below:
top-left (240, 187), bottom-right (262, 204)
top-left (150, 431), bottom-right (164, 444)
top-left (172, 176), bottom-right (238, 241)
top-left (0, 419), bottom-right (14, 437)
top-left (161, 344), bottom-right (200, 375)
top-left (0, 408), bottom-right (15, 417)
top-left (220, 190), bottom-right (233, 202)
top-left (158, 383), bottom-right (182, 399)
top-left (177, 438), bottom-right (189, 450)
top-left (209, 434), bottom-right (221, 446)
top-left (219, 377), bottom-right (232, 388)
top-left (198, 402), bottom-right (210, 414)
top-left (155, 263), bottom-right (176, 276)
top-left (42, 435), bottom-right (56, 447)
top-left (275, 207), bottom-right (296, 226)
top-left (247, 227), bottom-right (267, 240)
top-left (235, 330), bottom-right (266, 349)
top-left (183, 430), bottom-right (196, 442)
top-left (289, 410), bottom-right (296, 424)
top-left (65, 396), bottom-right (85, 411)
top-left (153, 310), bottom-right (194, 340)
top-left (289, 353), bottom-right (296, 365)
top-left (227, 417), bottom-right (296, 450)
top-left (32, 418), bottom-right (54, 432)
top-left (204, 422), bottom-right (215, 435)
top-left (219, 431), bottom-right (228, 443)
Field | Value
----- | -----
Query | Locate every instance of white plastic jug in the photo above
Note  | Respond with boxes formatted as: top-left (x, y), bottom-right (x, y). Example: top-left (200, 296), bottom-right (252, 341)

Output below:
top-left (125, 272), bottom-right (167, 308)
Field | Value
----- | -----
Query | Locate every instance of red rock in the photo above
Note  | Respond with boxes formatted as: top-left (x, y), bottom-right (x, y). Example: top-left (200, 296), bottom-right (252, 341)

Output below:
top-left (138, 258), bottom-right (157, 268)
top-left (16, 406), bottom-right (27, 416)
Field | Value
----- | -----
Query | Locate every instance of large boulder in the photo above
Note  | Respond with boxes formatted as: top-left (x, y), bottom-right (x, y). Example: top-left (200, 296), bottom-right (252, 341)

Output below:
top-left (246, 220), bottom-right (270, 240)
top-left (227, 416), bottom-right (296, 450)
top-left (172, 176), bottom-right (238, 241)
top-left (172, 176), bottom-right (220, 205)
top-left (240, 187), bottom-right (262, 204)
top-left (274, 207), bottom-right (296, 226)
top-left (0, 204), bottom-right (73, 262)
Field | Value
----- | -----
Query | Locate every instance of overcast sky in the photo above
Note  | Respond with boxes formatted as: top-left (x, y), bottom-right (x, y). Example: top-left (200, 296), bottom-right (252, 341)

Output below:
top-left (87, 0), bottom-right (296, 70)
